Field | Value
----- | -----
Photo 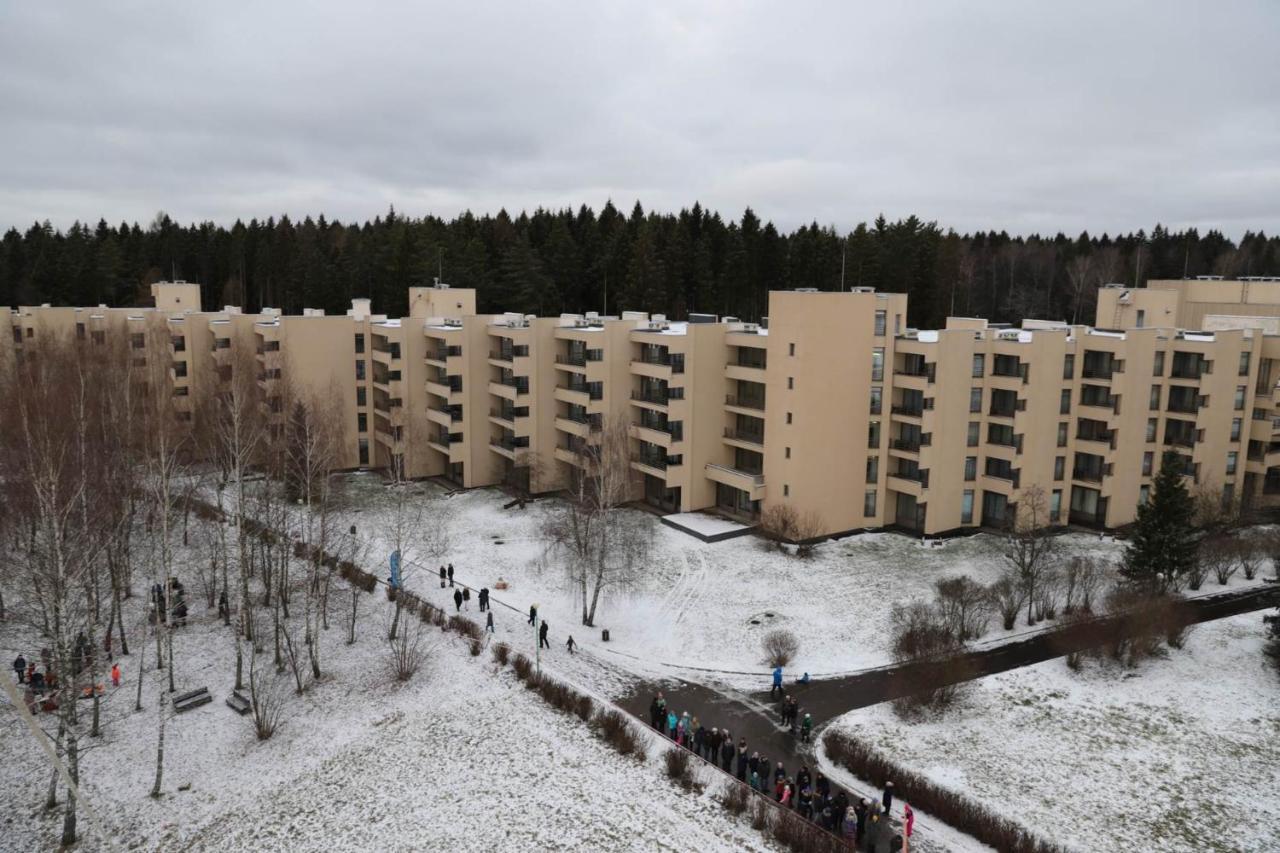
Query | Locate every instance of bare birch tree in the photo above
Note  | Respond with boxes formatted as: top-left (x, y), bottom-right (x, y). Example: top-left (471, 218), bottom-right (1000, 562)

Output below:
top-left (1003, 485), bottom-right (1057, 626)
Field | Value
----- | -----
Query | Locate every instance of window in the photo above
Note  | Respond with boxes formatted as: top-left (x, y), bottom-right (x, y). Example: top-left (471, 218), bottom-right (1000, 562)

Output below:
top-left (868, 421), bottom-right (880, 448)
top-left (863, 489), bottom-right (877, 517)
top-left (895, 314), bottom-right (902, 335)
top-left (961, 490), bottom-right (974, 524)
top-left (1227, 451), bottom-right (1238, 476)
top-left (173, 386), bottom-right (189, 397)
top-left (1139, 485), bottom-right (1150, 505)
top-left (172, 335), bottom-right (185, 352)
top-left (358, 413), bottom-right (368, 433)
top-left (1222, 483), bottom-right (1235, 510)
top-left (131, 333), bottom-right (145, 349)
top-left (1235, 385), bottom-right (1246, 410)
top-left (964, 456), bottom-right (976, 481)
top-left (1239, 352), bottom-right (1251, 376)
top-left (967, 422), bottom-right (979, 447)
top-left (1063, 354), bottom-right (1074, 380)
top-left (1050, 490), bottom-right (1062, 523)
top-left (789, 343), bottom-right (795, 357)
top-left (1146, 418), bottom-right (1157, 442)
top-left (1149, 385), bottom-right (1161, 410)
top-left (874, 310), bottom-right (886, 337)
top-left (1060, 389), bottom-right (1071, 415)
top-left (1153, 351), bottom-right (1164, 376)
top-left (866, 456), bottom-right (879, 484)
top-left (1057, 423), bottom-right (1068, 447)
top-left (357, 387), bottom-right (367, 407)
top-left (972, 355), bottom-right (985, 378)
top-left (355, 334), bottom-right (365, 354)
top-left (11, 326), bottom-right (20, 343)
top-left (1136, 309), bottom-right (1146, 328)
top-left (355, 360), bottom-right (366, 381)
top-left (783, 485), bottom-right (789, 497)
top-left (1142, 451), bottom-right (1153, 476)
top-left (173, 361), bottom-right (188, 378)
top-left (969, 388), bottom-right (982, 413)
top-left (785, 447), bottom-right (791, 459)
top-left (1054, 456), bottom-right (1065, 481)
top-left (26, 327), bottom-right (33, 339)
top-left (871, 348), bottom-right (884, 382)
top-left (786, 412), bottom-right (793, 424)
top-left (358, 438), bottom-right (369, 466)
top-left (1231, 417), bottom-right (1242, 441)
top-left (869, 387), bottom-right (882, 415)
top-left (787, 377), bottom-right (794, 390)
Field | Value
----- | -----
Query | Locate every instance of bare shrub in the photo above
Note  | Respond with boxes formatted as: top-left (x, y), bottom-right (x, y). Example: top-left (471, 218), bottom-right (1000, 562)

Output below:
top-left (492, 641), bottom-right (511, 666)
top-left (824, 730), bottom-right (1066, 853)
top-left (574, 694), bottom-right (594, 721)
top-left (1236, 534), bottom-right (1263, 581)
top-left (469, 638), bottom-right (483, 656)
top-left (1101, 587), bottom-right (1180, 667)
top-left (890, 600), bottom-right (967, 714)
top-left (512, 654), bottom-right (533, 681)
top-left (934, 575), bottom-right (993, 640)
top-left (720, 780), bottom-right (751, 816)
top-left (1187, 541), bottom-right (1214, 591)
top-left (1035, 569), bottom-right (1062, 621)
top-left (593, 710), bottom-right (644, 760)
top-left (750, 797), bottom-right (771, 831)
top-left (761, 629), bottom-right (799, 668)
top-left (664, 747), bottom-right (695, 790)
top-left (1166, 622), bottom-right (1194, 649)
top-left (1214, 537), bottom-right (1241, 585)
top-left (386, 612), bottom-right (429, 682)
top-left (989, 572), bottom-right (1025, 630)
top-left (248, 653), bottom-right (287, 741)
top-left (448, 615), bottom-right (482, 640)
top-left (757, 505), bottom-right (825, 556)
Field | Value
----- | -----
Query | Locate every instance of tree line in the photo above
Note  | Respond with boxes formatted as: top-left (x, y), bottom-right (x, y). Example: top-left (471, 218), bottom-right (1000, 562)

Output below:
top-left (5, 204), bottom-right (1280, 328)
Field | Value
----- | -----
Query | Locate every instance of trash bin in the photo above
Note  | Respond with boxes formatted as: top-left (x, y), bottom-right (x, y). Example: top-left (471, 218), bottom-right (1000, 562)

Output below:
top-left (602, 629), bottom-right (610, 642)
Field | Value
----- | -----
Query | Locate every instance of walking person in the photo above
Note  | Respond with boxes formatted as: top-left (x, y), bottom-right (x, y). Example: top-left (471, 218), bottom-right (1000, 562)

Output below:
top-left (800, 712), bottom-right (813, 743)
top-left (771, 665), bottom-right (783, 698)
top-left (13, 653), bottom-right (26, 683)
top-left (538, 619), bottom-right (550, 649)
top-left (903, 802), bottom-right (915, 843)
top-left (666, 709), bottom-right (677, 739)
top-left (882, 780), bottom-right (894, 815)
top-left (438, 565), bottom-right (446, 587)
top-left (527, 603), bottom-right (538, 626)
top-left (453, 588), bottom-right (463, 612)
top-left (111, 662), bottom-right (121, 687)
top-left (720, 731), bottom-right (734, 772)
top-left (736, 742), bottom-right (749, 780)
top-left (649, 695), bottom-right (662, 729)
top-left (479, 587), bottom-right (489, 612)
top-left (461, 587), bottom-right (471, 610)
top-left (485, 610), bottom-right (495, 633)
top-left (447, 563), bottom-right (454, 586)
top-left (565, 635), bottom-right (576, 654)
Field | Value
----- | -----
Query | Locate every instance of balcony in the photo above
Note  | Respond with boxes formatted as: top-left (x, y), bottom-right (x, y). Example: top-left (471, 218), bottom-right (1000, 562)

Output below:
top-left (891, 405), bottom-right (924, 419)
top-left (558, 415), bottom-right (599, 440)
top-left (890, 437), bottom-right (929, 453)
top-left (555, 353), bottom-right (586, 368)
top-left (1163, 432), bottom-right (1198, 449)
top-left (426, 379), bottom-right (462, 401)
top-left (705, 463), bottom-right (766, 500)
top-left (631, 423), bottom-right (674, 448)
top-left (723, 427), bottom-right (764, 448)
top-left (427, 405), bottom-right (462, 428)
top-left (1072, 466), bottom-right (1105, 484)
top-left (632, 450), bottom-right (670, 472)
top-left (632, 389), bottom-right (670, 407)
top-left (1167, 396), bottom-right (1200, 415)
top-left (725, 394), bottom-right (765, 413)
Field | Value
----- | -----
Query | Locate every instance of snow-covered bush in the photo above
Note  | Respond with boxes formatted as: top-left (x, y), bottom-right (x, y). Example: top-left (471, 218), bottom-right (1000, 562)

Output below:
top-left (761, 629), bottom-right (799, 668)
top-left (989, 572), bottom-right (1025, 630)
top-left (593, 710), bottom-right (644, 760)
top-left (386, 613), bottom-right (429, 681)
top-left (664, 747), bottom-right (694, 790)
top-left (889, 600), bottom-right (968, 715)
top-left (512, 653), bottom-right (533, 681)
top-left (719, 780), bottom-right (750, 815)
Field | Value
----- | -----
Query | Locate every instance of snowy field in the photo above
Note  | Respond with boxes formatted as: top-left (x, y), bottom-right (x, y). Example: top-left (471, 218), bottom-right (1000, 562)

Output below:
top-left (327, 474), bottom-right (1266, 690)
top-left (0, 545), bottom-right (778, 852)
top-left (825, 612), bottom-right (1280, 853)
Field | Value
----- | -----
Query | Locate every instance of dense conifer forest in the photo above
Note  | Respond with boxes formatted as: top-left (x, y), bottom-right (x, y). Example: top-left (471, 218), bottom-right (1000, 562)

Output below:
top-left (4, 202), bottom-right (1277, 329)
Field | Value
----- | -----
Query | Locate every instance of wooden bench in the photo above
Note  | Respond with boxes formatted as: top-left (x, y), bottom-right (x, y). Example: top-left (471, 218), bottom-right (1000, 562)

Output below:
top-left (172, 687), bottom-right (212, 713)
top-left (225, 690), bottom-right (251, 716)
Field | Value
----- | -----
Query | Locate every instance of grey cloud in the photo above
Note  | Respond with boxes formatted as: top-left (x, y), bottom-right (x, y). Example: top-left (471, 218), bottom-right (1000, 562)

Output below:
top-left (1, 1), bottom-right (1277, 236)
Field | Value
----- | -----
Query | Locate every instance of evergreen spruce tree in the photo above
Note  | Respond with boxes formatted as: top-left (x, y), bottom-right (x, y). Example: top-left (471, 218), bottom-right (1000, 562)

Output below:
top-left (1120, 451), bottom-right (1196, 594)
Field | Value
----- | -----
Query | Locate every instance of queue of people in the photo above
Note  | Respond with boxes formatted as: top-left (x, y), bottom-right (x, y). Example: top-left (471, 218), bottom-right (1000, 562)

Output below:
top-left (646, 688), bottom-right (911, 851)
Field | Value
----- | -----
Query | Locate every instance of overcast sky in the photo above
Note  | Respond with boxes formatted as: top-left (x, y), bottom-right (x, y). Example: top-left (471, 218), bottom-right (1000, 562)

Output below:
top-left (2, 2), bottom-right (1278, 237)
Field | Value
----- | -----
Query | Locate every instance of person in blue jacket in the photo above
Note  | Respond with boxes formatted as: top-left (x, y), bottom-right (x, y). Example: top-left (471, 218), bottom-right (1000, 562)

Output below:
top-left (771, 666), bottom-right (783, 697)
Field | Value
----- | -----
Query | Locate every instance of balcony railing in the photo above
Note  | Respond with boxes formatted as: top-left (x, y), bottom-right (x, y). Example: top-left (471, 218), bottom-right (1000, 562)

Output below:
top-left (891, 437), bottom-right (929, 452)
top-left (432, 405), bottom-right (463, 422)
top-left (556, 353), bottom-right (586, 367)
top-left (894, 364), bottom-right (935, 381)
top-left (1073, 467), bottom-right (1104, 483)
top-left (891, 405), bottom-right (924, 417)
top-left (1167, 398), bottom-right (1199, 414)
top-left (724, 428), bottom-right (764, 445)
top-left (725, 395), bottom-right (765, 411)
top-left (634, 390), bottom-right (669, 406)
top-left (633, 452), bottom-right (669, 470)
top-left (891, 468), bottom-right (930, 487)
top-left (1163, 433), bottom-right (1197, 448)
top-left (706, 462), bottom-right (763, 484)
top-left (489, 350), bottom-right (514, 363)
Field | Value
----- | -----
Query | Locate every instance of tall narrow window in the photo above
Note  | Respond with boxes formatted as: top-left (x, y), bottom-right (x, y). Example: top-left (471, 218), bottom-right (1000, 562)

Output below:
top-left (1063, 354), bottom-right (1074, 380)
top-left (967, 422), bottom-right (979, 447)
top-left (869, 387), bottom-right (882, 415)
top-left (961, 491), bottom-right (974, 524)
top-left (1239, 352), bottom-right (1251, 376)
top-left (964, 456), bottom-right (977, 481)
top-left (863, 489), bottom-right (877, 517)
top-left (865, 456), bottom-right (879, 484)
top-left (969, 388), bottom-right (982, 413)
top-left (1060, 389), bottom-right (1071, 415)
top-left (1226, 451), bottom-right (1238, 476)
top-left (972, 355), bottom-right (985, 378)
top-left (1149, 385), bottom-right (1161, 410)
top-left (868, 421), bottom-right (881, 448)
top-left (1153, 351), bottom-right (1164, 376)
top-left (874, 310), bottom-right (886, 337)
top-left (871, 348), bottom-right (884, 382)
top-left (1235, 385), bottom-right (1247, 410)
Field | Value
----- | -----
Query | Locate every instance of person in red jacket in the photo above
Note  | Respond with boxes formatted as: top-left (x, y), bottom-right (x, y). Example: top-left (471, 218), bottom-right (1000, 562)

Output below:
top-left (111, 663), bottom-right (121, 687)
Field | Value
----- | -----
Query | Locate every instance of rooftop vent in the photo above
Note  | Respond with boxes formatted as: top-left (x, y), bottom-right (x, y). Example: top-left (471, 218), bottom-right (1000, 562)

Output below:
top-left (851, 286), bottom-right (875, 293)
top-left (794, 287), bottom-right (819, 293)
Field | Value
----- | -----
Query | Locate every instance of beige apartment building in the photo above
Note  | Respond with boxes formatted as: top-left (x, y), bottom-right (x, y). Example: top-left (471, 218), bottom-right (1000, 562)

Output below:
top-left (8, 277), bottom-right (1280, 539)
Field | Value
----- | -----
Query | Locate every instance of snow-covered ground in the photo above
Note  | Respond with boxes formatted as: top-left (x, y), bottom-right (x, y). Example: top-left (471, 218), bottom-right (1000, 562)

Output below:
top-left (825, 612), bottom-right (1280, 853)
top-left (0, 543), bottom-right (779, 852)
top-left (327, 474), bottom-right (1267, 690)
